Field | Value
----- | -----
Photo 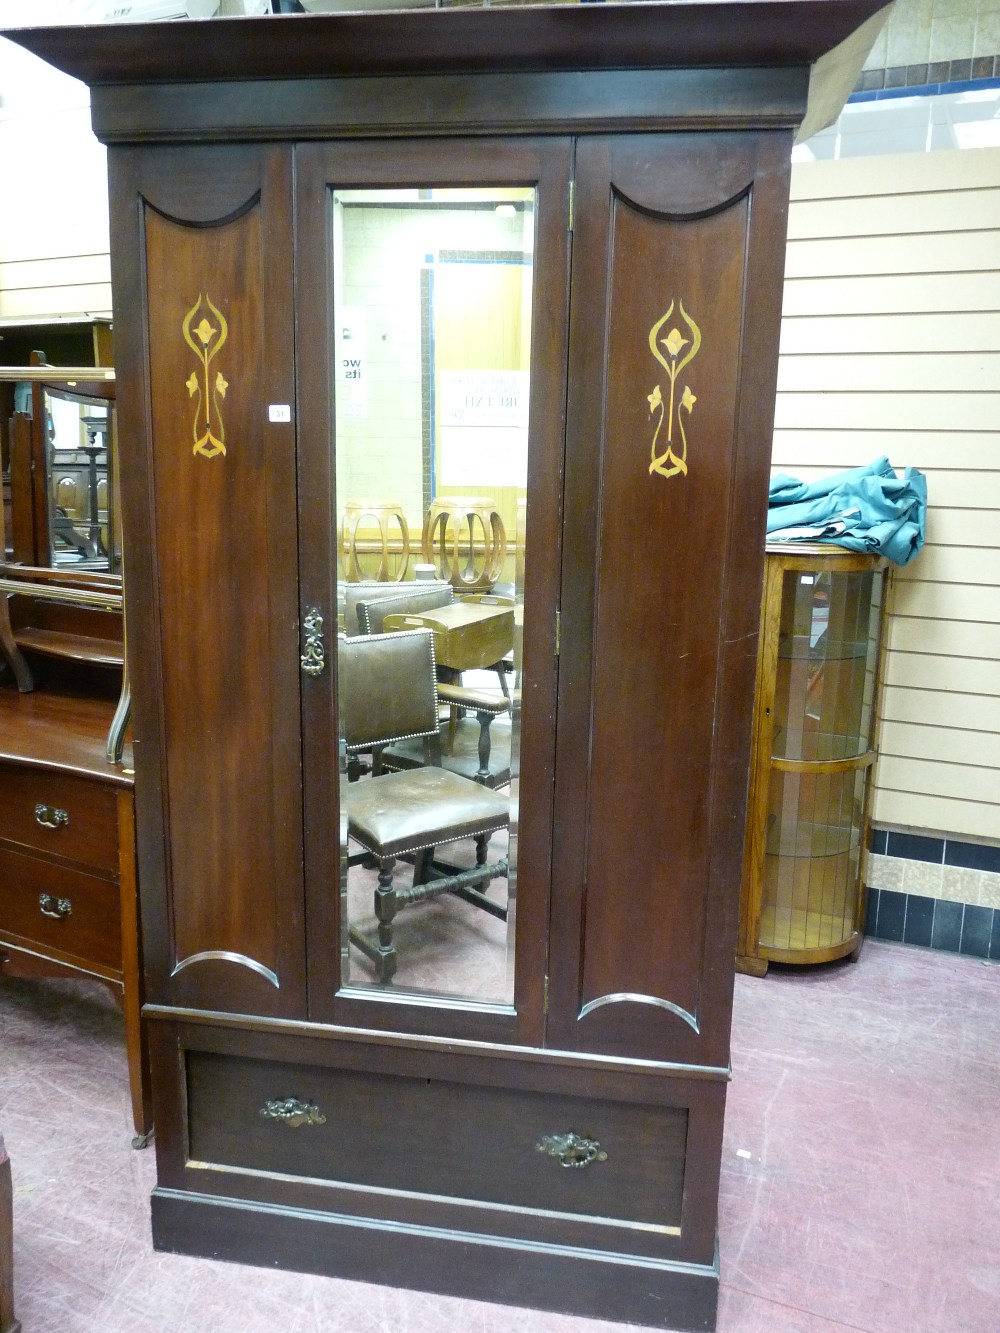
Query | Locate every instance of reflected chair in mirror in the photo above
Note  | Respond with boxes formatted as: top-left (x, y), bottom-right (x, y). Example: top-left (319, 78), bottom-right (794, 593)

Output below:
top-left (341, 578), bottom-right (451, 637)
top-left (360, 585), bottom-right (512, 786)
top-left (382, 682), bottom-right (513, 789)
top-left (356, 583), bottom-right (453, 635)
top-left (339, 628), bottom-right (509, 983)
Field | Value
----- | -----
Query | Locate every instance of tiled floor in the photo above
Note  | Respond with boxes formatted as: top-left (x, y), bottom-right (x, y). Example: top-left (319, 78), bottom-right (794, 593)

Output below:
top-left (1, 940), bottom-right (997, 1332)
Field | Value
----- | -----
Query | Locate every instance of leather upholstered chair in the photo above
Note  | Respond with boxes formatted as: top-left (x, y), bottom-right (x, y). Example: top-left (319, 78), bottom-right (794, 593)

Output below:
top-left (339, 628), bottom-right (509, 983)
top-left (356, 583), bottom-right (453, 635)
top-left (361, 586), bottom-right (512, 785)
top-left (341, 579), bottom-right (450, 637)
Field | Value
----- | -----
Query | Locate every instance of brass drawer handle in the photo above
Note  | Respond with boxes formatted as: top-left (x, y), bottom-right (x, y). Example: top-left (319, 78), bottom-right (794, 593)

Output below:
top-left (39, 894), bottom-right (73, 920)
top-left (35, 803), bottom-right (69, 830)
top-left (536, 1132), bottom-right (608, 1169)
top-left (260, 1097), bottom-right (326, 1129)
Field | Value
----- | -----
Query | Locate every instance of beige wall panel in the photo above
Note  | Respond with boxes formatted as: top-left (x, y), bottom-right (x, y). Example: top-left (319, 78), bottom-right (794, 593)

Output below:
top-left (776, 351), bottom-right (1000, 393)
top-left (0, 254), bottom-right (111, 292)
top-left (906, 545), bottom-right (1000, 586)
top-left (786, 190), bottom-right (1000, 241)
top-left (0, 284), bottom-right (113, 321)
top-left (890, 580), bottom-right (1000, 624)
top-left (790, 148), bottom-right (1000, 202)
top-left (880, 720), bottom-right (1000, 768)
top-left (872, 788), bottom-right (999, 840)
top-left (923, 509), bottom-right (1000, 548)
top-left (774, 391), bottom-right (999, 432)
top-left (882, 650), bottom-right (999, 694)
top-left (782, 272), bottom-right (1000, 318)
top-left (880, 686), bottom-right (1000, 732)
top-left (784, 231), bottom-right (1000, 279)
top-left (0, 113), bottom-right (109, 266)
top-left (768, 455), bottom-right (1000, 509)
top-left (888, 616), bottom-right (1000, 658)
top-left (779, 311), bottom-right (1000, 353)
top-left (876, 754), bottom-right (1000, 804)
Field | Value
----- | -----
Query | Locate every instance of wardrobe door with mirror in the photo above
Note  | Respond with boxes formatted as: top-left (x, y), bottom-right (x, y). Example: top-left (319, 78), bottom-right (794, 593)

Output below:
top-left (296, 141), bottom-right (572, 1043)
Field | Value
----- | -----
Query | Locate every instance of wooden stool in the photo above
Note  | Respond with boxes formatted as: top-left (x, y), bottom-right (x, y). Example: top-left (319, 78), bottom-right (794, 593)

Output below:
top-left (340, 499), bottom-right (411, 582)
top-left (421, 495), bottom-right (506, 592)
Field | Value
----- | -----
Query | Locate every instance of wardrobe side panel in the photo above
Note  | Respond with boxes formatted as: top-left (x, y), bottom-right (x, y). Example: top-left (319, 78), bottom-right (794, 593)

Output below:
top-left (551, 133), bottom-right (791, 1064)
top-left (110, 146), bottom-right (306, 1017)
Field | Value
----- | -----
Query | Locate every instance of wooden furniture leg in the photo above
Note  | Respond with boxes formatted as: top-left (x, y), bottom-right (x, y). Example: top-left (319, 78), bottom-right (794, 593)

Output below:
top-left (0, 487), bottom-right (34, 694)
top-left (0, 1133), bottom-right (19, 1333)
top-left (117, 789), bottom-right (153, 1147)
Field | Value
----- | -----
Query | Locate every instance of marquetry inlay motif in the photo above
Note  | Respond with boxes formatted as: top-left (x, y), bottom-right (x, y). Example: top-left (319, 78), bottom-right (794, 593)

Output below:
top-left (183, 294), bottom-right (230, 459)
top-left (646, 301), bottom-right (701, 480)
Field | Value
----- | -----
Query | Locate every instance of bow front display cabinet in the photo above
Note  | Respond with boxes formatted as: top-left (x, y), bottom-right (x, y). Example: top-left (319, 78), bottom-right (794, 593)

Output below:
top-left (5, 5), bottom-right (888, 1328)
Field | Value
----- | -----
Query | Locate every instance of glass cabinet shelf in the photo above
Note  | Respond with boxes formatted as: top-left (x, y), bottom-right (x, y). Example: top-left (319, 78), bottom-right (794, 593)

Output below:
top-left (738, 545), bottom-right (889, 973)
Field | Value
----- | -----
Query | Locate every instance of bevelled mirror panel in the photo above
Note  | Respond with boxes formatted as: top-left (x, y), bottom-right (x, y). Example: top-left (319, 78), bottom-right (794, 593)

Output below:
top-left (332, 185), bottom-right (534, 1005)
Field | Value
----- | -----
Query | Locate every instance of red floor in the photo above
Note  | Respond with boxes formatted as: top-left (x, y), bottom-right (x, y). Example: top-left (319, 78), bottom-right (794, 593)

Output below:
top-left (1, 939), bottom-right (997, 1332)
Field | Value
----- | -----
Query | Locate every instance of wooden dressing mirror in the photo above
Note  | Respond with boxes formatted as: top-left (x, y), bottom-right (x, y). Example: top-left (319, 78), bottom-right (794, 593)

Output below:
top-left (0, 360), bottom-right (127, 758)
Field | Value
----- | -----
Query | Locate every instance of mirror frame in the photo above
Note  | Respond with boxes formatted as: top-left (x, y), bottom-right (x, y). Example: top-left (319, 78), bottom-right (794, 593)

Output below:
top-left (0, 363), bottom-right (119, 595)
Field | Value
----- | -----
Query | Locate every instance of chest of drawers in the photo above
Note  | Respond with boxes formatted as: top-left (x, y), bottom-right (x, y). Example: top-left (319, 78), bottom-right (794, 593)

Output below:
top-left (0, 687), bottom-right (151, 1147)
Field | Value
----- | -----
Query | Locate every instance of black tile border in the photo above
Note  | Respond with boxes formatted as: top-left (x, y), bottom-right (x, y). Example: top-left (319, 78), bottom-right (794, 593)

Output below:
top-left (870, 827), bottom-right (1000, 875)
top-left (853, 54), bottom-right (1000, 95)
top-left (866, 887), bottom-right (1000, 962)
top-left (960, 904), bottom-right (993, 960)
top-left (944, 840), bottom-right (1000, 874)
top-left (931, 899), bottom-right (963, 953)
top-left (886, 831), bottom-right (943, 864)
top-left (874, 888), bottom-right (906, 942)
top-left (902, 894), bottom-right (934, 949)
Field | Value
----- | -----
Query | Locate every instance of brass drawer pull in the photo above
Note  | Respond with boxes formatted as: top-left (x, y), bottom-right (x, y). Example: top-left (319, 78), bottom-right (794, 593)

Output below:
top-left (260, 1097), bottom-right (326, 1129)
top-left (536, 1132), bottom-right (608, 1169)
top-left (39, 894), bottom-right (73, 920)
top-left (35, 803), bottom-right (69, 830)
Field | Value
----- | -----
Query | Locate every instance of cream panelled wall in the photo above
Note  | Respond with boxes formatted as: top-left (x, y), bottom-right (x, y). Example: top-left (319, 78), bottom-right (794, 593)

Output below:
top-left (0, 41), bottom-right (111, 321)
top-left (776, 145), bottom-right (1000, 843)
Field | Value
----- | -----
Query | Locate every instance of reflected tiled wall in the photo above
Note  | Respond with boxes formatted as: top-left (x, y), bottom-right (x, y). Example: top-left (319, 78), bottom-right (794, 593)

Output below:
top-left (865, 830), bottom-right (1000, 959)
top-left (863, 0), bottom-right (1000, 70)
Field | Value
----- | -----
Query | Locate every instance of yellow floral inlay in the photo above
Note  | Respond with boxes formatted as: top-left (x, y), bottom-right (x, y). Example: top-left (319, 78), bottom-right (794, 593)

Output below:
top-left (181, 294), bottom-right (230, 459)
top-left (646, 300), bottom-right (702, 481)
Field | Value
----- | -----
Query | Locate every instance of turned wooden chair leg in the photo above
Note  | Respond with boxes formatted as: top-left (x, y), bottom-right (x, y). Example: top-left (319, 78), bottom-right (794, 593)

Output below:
top-left (374, 857), bottom-right (398, 983)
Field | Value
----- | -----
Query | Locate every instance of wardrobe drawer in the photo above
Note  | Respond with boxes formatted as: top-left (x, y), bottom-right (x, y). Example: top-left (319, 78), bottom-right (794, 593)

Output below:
top-left (0, 846), bottom-right (121, 970)
top-left (0, 765), bottom-right (119, 873)
top-left (186, 1051), bottom-right (687, 1238)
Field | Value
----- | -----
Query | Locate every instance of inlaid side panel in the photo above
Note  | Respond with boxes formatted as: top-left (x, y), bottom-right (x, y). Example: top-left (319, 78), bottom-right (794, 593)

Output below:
top-left (551, 134), bottom-right (792, 1064)
top-left (118, 146), bottom-right (305, 1016)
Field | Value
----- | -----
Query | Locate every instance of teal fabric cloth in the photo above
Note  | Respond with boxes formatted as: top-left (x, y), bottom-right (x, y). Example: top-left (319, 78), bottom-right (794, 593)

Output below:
top-left (767, 457), bottom-right (927, 566)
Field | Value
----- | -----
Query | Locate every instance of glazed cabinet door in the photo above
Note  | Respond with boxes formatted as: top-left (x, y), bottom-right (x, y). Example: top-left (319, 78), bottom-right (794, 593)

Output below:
top-left (294, 139), bottom-right (572, 1042)
top-left (548, 132), bottom-right (793, 1067)
top-left (110, 145), bottom-right (306, 1018)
